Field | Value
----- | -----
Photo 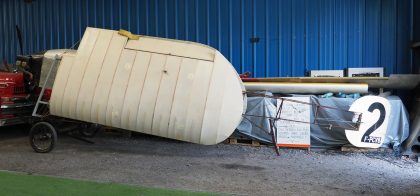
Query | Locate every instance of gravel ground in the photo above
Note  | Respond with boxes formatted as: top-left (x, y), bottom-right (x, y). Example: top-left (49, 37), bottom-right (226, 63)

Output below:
top-left (0, 126), bottom-right (419, 196)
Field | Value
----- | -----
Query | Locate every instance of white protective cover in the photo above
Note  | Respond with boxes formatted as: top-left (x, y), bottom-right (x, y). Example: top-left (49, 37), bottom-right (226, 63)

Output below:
top-left (49, 27), bottom-right (246, 145)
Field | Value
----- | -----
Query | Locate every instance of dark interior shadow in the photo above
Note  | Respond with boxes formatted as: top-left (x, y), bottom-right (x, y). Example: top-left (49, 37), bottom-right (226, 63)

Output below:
top-left (0, 124), bottom-right (30, 141)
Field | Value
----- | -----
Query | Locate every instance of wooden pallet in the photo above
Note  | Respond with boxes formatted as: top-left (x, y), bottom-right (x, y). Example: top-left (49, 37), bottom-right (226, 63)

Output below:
top-left (341, 145), bottom-right (393, 153)
top-left (224, 137), bottom-right (263, 147)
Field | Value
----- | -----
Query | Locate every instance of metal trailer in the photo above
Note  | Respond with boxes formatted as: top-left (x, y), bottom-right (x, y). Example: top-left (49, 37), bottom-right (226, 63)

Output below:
top-left (28, 55), bottom-right (101, 153)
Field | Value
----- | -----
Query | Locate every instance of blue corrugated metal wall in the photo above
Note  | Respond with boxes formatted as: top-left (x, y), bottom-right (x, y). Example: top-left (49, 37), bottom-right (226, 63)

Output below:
top-left (0, 0), bottom-right (414, 77)
top-left (413, 0), bottom-right (420, 73)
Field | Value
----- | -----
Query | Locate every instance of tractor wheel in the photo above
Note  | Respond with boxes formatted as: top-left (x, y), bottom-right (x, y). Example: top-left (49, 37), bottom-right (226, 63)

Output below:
top-left (29, 121), bottom-right (57, 153)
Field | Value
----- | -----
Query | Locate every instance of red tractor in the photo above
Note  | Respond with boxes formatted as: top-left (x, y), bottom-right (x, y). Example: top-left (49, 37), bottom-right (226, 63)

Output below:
top-left (0, 54), bottom-right (44, 126)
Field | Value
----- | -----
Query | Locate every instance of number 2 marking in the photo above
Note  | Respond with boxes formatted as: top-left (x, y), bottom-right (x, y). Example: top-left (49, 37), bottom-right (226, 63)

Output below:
top-left (345, 96), bottom-right (390, 148)
top-left (361, 102), bottom-right (386, 143)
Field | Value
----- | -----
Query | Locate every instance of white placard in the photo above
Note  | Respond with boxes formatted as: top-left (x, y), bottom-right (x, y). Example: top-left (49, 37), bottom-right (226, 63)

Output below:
top-left (345, 96), bottom-right (390, 148)
top-left (276, 97), bottom-right (311, 148)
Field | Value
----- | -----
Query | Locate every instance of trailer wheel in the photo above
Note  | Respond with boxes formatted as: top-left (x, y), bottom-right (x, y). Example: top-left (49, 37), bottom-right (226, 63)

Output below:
top-left (29, 122), bottom-right (57, 153)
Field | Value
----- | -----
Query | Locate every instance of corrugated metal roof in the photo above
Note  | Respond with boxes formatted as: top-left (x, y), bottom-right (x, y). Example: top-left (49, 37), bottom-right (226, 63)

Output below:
top-left (0, 0), bottom-right (414, 77)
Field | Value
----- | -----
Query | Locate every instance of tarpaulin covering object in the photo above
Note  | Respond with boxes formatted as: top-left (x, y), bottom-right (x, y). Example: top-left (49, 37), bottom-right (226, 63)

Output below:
top-left (237, 95), bottom-right (409, 149)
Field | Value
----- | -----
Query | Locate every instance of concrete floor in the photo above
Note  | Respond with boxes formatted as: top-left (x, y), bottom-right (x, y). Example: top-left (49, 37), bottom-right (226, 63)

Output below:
top-left (0, 126), bottom-right (419, 196)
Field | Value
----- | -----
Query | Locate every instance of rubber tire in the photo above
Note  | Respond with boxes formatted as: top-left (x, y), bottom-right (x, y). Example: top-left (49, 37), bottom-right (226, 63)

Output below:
top-left (29, 122), bottom-right (57, 153)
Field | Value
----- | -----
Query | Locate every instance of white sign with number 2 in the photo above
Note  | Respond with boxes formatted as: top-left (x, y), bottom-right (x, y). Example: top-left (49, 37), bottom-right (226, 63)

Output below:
top-left (345, 96), bottom-right (391, 148)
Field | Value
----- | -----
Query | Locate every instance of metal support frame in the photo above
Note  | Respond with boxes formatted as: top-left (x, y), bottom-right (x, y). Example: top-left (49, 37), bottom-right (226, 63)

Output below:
top-left (32, 54), bottom-right (61, 117)
top-left (269, 119), bottom-right (280, 156)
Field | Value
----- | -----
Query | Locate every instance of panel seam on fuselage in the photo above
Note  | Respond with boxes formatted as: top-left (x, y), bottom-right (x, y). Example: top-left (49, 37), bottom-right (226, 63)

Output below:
top-left (132, 52), bottom-right (152, 131)
top-left (86, 32), bottom-right (115, 123)
top-left (124, 48), bottom-right (213, 62)
top-left (119, 52), bottom-right (140, 128)
top-left (73, 30), bottom-right (101, 119)
top-left (197, 58), bottom-right (217, 144)
top-left (102, 38), bottom-right (128, 125)
top-left (165, 58), bottom-right (184, 139)
top-left (150, 55), bottom-right (169, 135)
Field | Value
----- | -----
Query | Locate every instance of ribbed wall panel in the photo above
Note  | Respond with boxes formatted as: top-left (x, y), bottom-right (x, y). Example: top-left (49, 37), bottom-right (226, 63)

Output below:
top-left (414, 0), bottom-right (420, 71)
top-left (0, 0), bottom-right (414, 77)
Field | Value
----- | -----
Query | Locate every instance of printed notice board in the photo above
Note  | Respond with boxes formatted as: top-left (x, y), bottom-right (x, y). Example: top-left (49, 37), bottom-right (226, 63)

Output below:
top-left (276, 97), bottom-right (311, 148)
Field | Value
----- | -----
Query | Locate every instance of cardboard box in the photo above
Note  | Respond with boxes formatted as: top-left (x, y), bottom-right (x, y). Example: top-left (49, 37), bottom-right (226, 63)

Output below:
top-left (310, 70), bottom-right (344, 77)
top-left (346, 67), bottom-right (384, 77)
